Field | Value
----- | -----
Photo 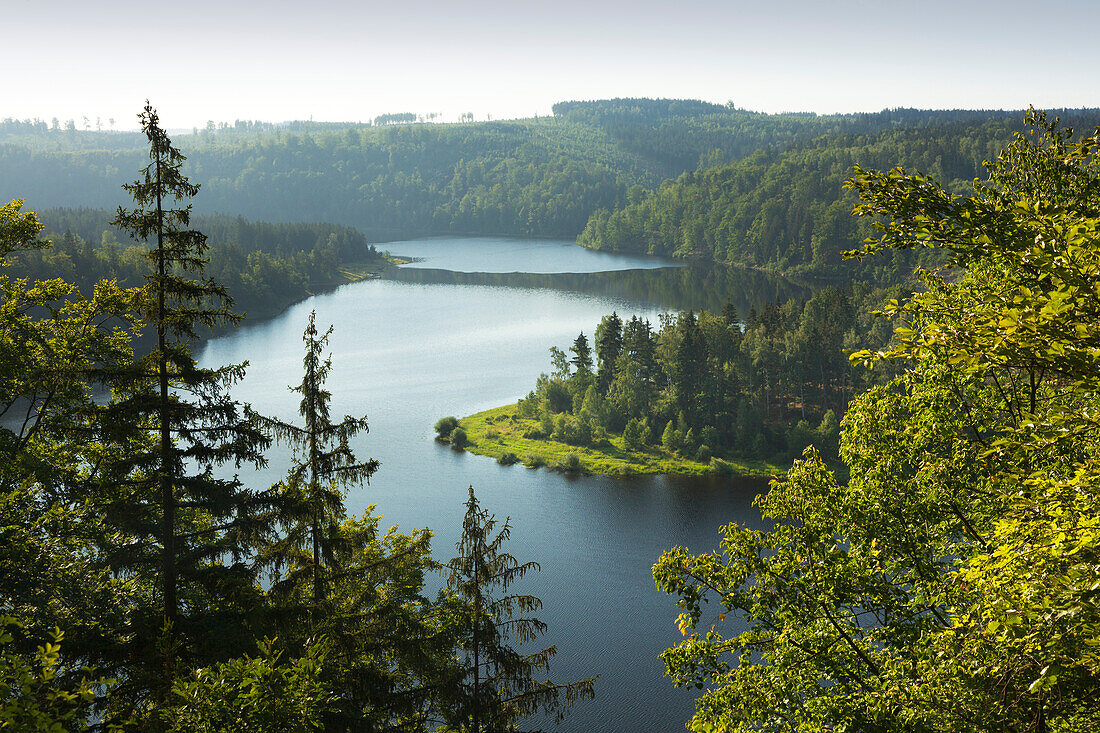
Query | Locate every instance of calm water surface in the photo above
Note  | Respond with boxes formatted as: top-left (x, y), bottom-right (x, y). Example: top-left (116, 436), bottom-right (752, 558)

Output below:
top-left (384, 235), bottom-right (682, 273)
top-left (199, 237), bottom-right (772, 733)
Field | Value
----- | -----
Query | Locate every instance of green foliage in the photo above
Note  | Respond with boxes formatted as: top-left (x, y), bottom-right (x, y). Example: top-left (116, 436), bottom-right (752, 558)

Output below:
top-left (595, 311), bottom-right (623, 394)
top-left (452, 403), bottom-right (777, 478)
top-left (96, 106), bottom-right (272, 707)
top-left (541, 377), bottom-right (572, 414)
top-left (573, 112), bottom-right (1100, 280)
top-left (10, 104), bottom-right (1088, 256)
top-left (434, 415), bottom-right (460, 437)
top-left (3, 207), bottom-right (385, 324)
top-left (0, 618), bottom-right (120, 732)
top-left (450, 427), bottom-right (469, 450)
top-left (251, 311), bottom-right (378, 614)
top-left (251, 318), bottom-right (443, 729)
top-left (518, 288), bottom-right (894, 469)
top-left (163, 640), bottom-right (332, 732)
top-left (661, 420), bottom-right (682, 453)
top-left (554, 452), bottom-right (583, 473)
top-left (443, 488), bottom-right (595, 731)
top-left (0, 200), bottom-right (140, 661)
top-left (622, 417), bottom-right (650, 450)
top-left (654, 110), bottom-right (1100, 732)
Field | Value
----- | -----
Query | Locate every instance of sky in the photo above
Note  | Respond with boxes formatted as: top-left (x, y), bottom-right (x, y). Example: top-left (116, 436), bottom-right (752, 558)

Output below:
top-left (5, 0), bottom-right (1100, 129)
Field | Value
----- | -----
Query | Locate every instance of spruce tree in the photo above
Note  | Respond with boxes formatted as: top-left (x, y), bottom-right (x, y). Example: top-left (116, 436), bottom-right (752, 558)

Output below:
top-left (594, 311), bottom-right (622, 395)
top-left (444, 487), bottom-right (595, 732)
top-left (253, 312), bottom-right (449, 730)
top-left (101, 102), bottom-right (270, 707)
top-left (250, 310), bottom-right (378, 618)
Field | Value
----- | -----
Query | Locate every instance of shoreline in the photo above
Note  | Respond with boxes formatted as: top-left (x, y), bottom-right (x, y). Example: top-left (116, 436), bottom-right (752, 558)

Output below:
top-left (443, 403), bottom-right (784, 479)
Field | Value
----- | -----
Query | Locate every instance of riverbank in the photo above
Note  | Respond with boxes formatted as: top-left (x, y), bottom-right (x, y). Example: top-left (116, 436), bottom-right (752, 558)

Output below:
top-left (446, 403), bottom-right (783, 479)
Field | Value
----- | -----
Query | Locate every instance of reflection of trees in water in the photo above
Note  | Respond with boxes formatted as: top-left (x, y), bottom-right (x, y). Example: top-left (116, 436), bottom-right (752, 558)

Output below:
top-left (383, 265), bottom-right (814, 316)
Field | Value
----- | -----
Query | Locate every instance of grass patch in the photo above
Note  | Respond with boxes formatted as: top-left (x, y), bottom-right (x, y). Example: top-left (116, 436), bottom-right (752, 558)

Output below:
top-left (450, 403), bottom-right (783, 478)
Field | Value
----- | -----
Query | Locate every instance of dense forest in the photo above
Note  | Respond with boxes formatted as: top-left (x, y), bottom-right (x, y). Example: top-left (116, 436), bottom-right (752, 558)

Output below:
top-left (5, 207), bottom-right (385, 322)
top-left (439, 284), bottom-right (901, 472)
top-left (6, 102), bottom-right (1099, 281)
top-left (656, 111), bottom-right (1100, 732)
top-left (0, 109), bottom-right (594, 730)
top-left (3, 101), bottom-right (1100, 731)
top-left (574, 115), bottom-right (1100, 279)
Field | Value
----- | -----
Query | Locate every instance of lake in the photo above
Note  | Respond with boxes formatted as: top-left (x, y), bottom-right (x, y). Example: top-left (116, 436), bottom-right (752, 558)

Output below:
top-left (198, 236), bottom-right (786, 732)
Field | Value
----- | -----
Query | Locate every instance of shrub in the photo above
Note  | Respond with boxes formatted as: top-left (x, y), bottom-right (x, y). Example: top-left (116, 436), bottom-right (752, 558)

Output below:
top-left (552, 413), bottom-right (568, 441)
top-left (682, 427), bottom-right (698, 455)
top-left (523, 454), bottom-right (547, 468)
top-left (435, 416), bottom-right (459, 437)
top-left (695, 444), bottom-right (712, 463)
top-left (562, 416), bottom-right (592, 446)
top-left (497, 451), bottom-right (519, 466)
top-left (709, 457), bottom-right (734, 475)
top-left (553, 452), bottom-right (582, 472)
top-left (543, 379), bottom-right (572, 414)
top-left (449, 427), bottom-right (468, 449)
top-left (516, 391), bottom-right (540, 418)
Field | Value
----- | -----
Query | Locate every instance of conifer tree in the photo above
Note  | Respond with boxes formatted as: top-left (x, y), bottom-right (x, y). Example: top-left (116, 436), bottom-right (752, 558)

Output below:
top-left (444, 487), bottom-right (595, 732)
top-left (250, 310), bottom-right (378, 618)
top-left (568, 332), bottom-right (593, 383)
top-left (101, 102), bottom-right (270, 705)
top-left (594, 311), bottom-right (622, 395)
top-left (252, 312), bottom-right (448, 730)
top-left (622, 316), bottom-right (660, 390)
top-left (670, 311), bottom-right (706, 424)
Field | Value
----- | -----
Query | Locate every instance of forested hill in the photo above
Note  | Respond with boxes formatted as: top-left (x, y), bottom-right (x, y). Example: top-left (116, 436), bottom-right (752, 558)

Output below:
top-left (575, 112), bottom-right (1100, 280)
top-left (9, 207), bottom-right (384, 321)
top-left (3, 102), bottom-right (1099, 265)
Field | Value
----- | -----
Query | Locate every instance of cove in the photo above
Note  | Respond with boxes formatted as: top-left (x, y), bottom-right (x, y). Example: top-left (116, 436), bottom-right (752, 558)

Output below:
top-left (198, 237), bottom-right (786, 732)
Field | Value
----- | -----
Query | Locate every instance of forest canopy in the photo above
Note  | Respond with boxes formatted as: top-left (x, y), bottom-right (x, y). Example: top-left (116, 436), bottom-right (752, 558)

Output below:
top-left (655, 110), bottom-right (1100, 732)
top-left (6, 103), bottom-right (1099, 281)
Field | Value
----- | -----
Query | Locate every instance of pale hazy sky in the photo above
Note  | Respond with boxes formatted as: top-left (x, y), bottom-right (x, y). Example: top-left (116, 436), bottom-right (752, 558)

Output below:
top-left (5, 0), bottom-right (1099, 128)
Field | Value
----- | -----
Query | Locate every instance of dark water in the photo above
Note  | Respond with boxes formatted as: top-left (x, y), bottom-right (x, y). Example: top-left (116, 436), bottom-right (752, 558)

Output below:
top-left (198, 237), bottom-right (784, 732)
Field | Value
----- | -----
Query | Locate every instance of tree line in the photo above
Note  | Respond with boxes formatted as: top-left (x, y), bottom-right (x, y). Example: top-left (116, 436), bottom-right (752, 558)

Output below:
top-left (0, 105), bottom-right (593, 731)
top-left (574, 116), bottom-right (1100, 280)
top-left (4, 207), bottom-right (384, 323)
top-left (7, 101), bottom-right (1098, 281)
top-left (469, 282), bottom-right (901, 468)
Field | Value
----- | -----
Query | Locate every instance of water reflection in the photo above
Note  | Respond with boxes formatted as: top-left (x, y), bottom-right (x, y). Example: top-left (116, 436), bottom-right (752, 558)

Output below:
top-left (383, 235), bottom-right (683, 274)
top-left (385, 263), bottom-right (814, 316)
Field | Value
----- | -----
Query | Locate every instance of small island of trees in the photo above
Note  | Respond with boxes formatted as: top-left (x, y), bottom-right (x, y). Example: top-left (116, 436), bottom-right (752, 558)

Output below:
top-left (435, 280), bottom-right (901, 476)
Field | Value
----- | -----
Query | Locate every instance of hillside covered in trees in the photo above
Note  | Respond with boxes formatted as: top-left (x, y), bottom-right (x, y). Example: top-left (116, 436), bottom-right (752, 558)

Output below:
top-left (574, 115), bottom-right (1100, 279)
top-left (6, 102), bottom-right (1099, 281)
top-left (5, 207), bottom-right (386, 322)
top-left (4, 101), bottom-right (1100, 731)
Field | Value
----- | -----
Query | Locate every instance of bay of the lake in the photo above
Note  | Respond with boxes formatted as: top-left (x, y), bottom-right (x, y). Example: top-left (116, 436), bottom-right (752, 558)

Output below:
top-left (198, 237), bottom-right (773, 733)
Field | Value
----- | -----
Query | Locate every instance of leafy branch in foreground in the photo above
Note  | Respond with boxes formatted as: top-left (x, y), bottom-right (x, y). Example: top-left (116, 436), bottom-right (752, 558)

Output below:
top-left (655, 109), bottom-right (1100, 732)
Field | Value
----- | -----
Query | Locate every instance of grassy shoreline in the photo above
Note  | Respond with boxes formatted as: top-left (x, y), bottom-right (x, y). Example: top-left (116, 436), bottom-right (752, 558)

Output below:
top-left (443, 403), bottom-right (784, 479)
